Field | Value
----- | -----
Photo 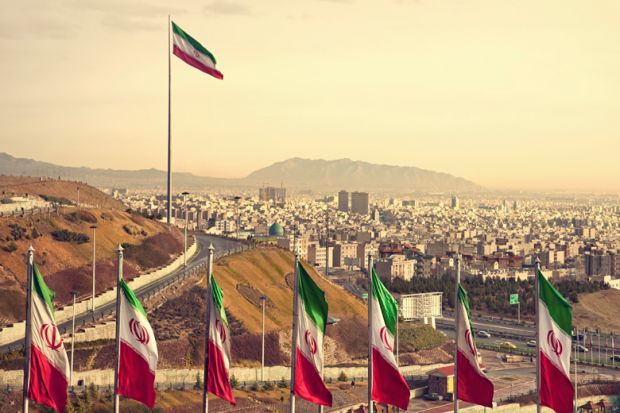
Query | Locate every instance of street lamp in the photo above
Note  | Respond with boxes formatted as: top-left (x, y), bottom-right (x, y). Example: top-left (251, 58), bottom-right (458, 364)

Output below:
top-left (90, 224), bottom-right (97, 312)
top-left (76, 187), bottom-right (80, 208)
top-left (182, 192), bottom-right (189, 267)
top-left (70, 289), bottom-right (79, 388)
top-left (260, 295), bottom-right (266, 382)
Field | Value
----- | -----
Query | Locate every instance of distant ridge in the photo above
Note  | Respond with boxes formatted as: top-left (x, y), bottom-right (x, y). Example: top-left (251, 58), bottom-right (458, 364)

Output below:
top-left (0, 153), bottom-right (480, 192)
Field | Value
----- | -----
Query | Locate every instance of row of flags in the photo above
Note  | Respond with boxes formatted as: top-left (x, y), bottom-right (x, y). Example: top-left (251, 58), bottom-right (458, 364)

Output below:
top-left (20, 247), bottom-right (577, 413)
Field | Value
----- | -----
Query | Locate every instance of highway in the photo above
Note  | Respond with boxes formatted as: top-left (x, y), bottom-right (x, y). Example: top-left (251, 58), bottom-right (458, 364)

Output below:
top-left (0, 233), bottom-right (247, 354)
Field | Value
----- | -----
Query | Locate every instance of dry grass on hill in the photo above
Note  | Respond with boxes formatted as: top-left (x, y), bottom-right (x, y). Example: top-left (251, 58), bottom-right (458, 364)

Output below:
top-left (573, 289), bottom-right (620, 333)
top-left (0, 179), bottom-right (182, 324)
top-left (0, 176), bottom-right (123, 209)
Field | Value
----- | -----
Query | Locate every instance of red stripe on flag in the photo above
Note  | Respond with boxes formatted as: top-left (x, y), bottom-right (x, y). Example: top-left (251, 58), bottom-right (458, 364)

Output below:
top-left (173, 45), bottom-right (224, 80)
top-left (540, 350), bottom-right (574, 413)
top-left (457, 350), bottom-right (494, 407)
top-left (118, 341), bottom-right (157, 408)
top-left (208, 340), bottom-right (236, 405)
top-left (28, 344), bottom-right (68, 413)
top-left (371, 348), bottom-right (410, 410)
top-left (294, 348), bottom-right (333, 406)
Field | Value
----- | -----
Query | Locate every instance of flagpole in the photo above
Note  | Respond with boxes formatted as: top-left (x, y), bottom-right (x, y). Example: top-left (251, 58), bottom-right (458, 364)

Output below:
top-left (22, 246), bottom-right (34, 413)
top-left (574, 327), bottom-right (577, 413)
top-left (289, 252), bottom-right (300, 413)
top-left (367, 253), bottom-right (374, 413)
top-left (454, 254), bottom-right (461, 413)
top-left (203, 244), bottom-right (214, 413)
top-left (166, 14), bottom-right (172, 225)
top-left (113, 245), bottom-right (124, 413)
top-left (535, 257), bottom-right (541, 413)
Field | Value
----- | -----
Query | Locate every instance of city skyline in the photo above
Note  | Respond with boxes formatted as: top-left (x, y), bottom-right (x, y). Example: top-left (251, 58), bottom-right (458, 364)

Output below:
top-left (2, 0), bottom-right (620, 192)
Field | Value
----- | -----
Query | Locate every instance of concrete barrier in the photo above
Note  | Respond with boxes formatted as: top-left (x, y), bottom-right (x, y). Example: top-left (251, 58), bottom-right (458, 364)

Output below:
top-left (0, 363), bottom-right (450, 388)
top-left (0, 238), bottom-right (198, 347)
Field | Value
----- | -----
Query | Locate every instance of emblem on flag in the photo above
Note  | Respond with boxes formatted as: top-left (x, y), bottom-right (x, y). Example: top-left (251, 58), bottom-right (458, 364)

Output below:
top-left (39, 323), bottom-right (63, 351)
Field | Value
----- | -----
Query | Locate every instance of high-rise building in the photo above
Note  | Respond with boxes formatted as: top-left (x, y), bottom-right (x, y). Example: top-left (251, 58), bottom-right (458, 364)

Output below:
top-left (451, 195), bottom-right (459, 210)
top-left (350, 191), bottom-right (369, 215)
top-left (259, 187), bottom-right (286, 204)
top-left (338, 190), bottom-right (349, 212)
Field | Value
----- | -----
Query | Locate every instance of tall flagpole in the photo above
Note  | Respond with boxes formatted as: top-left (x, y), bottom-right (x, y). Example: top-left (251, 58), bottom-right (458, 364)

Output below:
top-left (113, 245), bottom-right (124, 413)
top-left (535, 257), bottom-right (541, 413)
top-left (574, 327), bottom-right (577, 413)
top-left (453, 254), bottom-right (461, 413)
top-left (203, 244), bottom-right (214, 413)
top-left (22, 246), bottom-right (34, 413)
top-left (367, 253), bottom-right (374, 413)
top-left (289, 252), bottom-right (300, 413)
top-left (166, 14), bottom-right (172, 225)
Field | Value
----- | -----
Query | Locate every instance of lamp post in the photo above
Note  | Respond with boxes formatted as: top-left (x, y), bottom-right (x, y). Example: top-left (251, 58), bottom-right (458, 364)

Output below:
top-left (90, 224), bottom-right (97, 312)
top-left (76, 187), bottom-right (80, 208)
top-left (260, 295), bottom-right (266, 382)
top-left (70, 290), bottom-right (78, 388)
top-left (182, 192), bottom-right (189, 267)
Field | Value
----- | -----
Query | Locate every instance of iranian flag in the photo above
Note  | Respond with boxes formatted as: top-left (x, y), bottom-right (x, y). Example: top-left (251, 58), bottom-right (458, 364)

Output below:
top-left (538, 270), bottom-right (573, 413)
top-left (293, 263), bottom-right (332, 406)
top-left (207, 274), bottom-right (236, 405)
top-left (456, 284), bottom-right (494, 407)
top-left (172, 21), bottom-right (224, 80)
top-left (28, 265), bottom-right (69, 413)
top-left (370, 268), bottom-right (410, 410)
top-left (118, 280), bottom-right (158, 408)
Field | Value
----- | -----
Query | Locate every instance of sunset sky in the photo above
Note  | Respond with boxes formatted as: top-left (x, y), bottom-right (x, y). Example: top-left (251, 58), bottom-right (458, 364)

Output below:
top-left (1, 0), bottom-right (619, 192)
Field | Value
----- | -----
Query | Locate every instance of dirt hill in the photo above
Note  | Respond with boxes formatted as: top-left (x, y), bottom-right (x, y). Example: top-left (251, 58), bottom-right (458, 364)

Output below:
top-left (573, 288), bottom-right (620, 332)
top-left (0, 180), bottom-right (182, 325)
top-left (0, 176), bottom-right (123, 209)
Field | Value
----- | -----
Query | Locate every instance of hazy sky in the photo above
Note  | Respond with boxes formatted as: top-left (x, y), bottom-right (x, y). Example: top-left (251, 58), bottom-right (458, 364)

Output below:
top-left (1, 0), bottom-right (619, 192)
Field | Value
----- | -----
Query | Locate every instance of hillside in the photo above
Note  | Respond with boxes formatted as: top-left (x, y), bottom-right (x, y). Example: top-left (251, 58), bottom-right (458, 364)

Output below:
top-left (573, 289), bottom-right (620, 332)
top-left (0, 176), bottom-right (123, 209)
top-left (0, 179), bottom-right (183, 325)
top-left (150, 247), bottom-right (447, 369)
top-left (0, 152), bottom-right (480, 192)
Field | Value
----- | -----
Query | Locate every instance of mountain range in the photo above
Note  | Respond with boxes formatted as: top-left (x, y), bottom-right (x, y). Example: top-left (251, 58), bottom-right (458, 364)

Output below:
top-left (0, 153), bottom-right (480, 193)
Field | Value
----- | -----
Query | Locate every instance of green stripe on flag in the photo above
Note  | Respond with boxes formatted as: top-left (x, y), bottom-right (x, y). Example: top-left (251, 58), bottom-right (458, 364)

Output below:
top-left (33, 265), bottom-right (56, 319)
top-left (171, 21), bottom-right (217, 64)
top-left (298, 262), bottom-right (328, 333)
top-left (372, 268), bottom-right (398, 336)
top-left (120, 279), bottom-right (147, 319)
top-left (458, 283), bottom-right (474, 333)
top-left (538, 270), bottom-right (572, 336)
top-left (211, 274), bottom-right (228, 326)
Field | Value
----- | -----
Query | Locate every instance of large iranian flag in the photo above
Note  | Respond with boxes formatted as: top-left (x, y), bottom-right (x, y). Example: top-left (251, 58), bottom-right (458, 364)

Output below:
top-left (207, 275), bottom-right (236, 405)
top-left (28, 265), bottom-right (69, 413)
top-left (370, 268), bottom-right (410, 410)
top-left (456, 284), bottom-right (494, 407)
top-left (118, 280), bottom-right (158, 408)
top-left (538, 270), bottom-right (573, 413)
top-left (293, 263), bottom-right (332, 406)
top-left (172, 21), bottom-right (224, 80)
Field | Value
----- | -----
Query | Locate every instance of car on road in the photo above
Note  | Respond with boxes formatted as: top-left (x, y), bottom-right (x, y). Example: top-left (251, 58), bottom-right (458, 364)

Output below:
top-left (572, 333), bottom-right (585, 342)
top-left (576, 344), bottom-right (589, 353)
top-left (610, 355), bottom-right (620, 362)
top-left (499, 341), bottom-right (517, 350)
top-left (477, 330), bottom-right (491, 338)
top-left (526, 340), bottom-right (537, 347)
top-left (423, 393), bottom-right (443, 401)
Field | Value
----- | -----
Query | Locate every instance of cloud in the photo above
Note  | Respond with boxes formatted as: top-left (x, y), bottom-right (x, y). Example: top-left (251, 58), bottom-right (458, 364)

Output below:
top-left (204, 0), bottom-right (252, 16)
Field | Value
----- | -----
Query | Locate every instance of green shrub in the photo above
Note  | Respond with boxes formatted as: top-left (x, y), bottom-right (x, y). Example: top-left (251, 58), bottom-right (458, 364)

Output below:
top-left (229, 374), bottom-right (239, 389)
top-left (338, 371), bottom-right (347, 382)
top-left (263, 381), bottom-right (274, 391)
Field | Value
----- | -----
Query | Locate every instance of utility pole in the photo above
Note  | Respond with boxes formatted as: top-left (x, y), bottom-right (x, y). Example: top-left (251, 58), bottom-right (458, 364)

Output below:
top-left (325, 208), bottom-right (329, 277)
top-left (70, 290), bottom-right (78, 389)
top-left (182, 192), bottom-right (189, 267)
top-left (90, 224), bottom-right (97, 312)
top-left (260, 295), bottom-right (266, 382)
